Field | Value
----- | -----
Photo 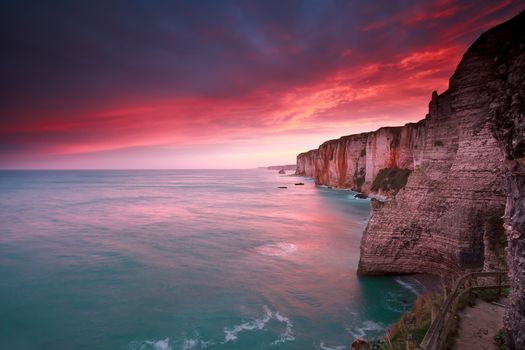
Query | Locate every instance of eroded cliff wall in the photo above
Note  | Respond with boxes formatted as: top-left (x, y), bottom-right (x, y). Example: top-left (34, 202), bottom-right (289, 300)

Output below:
top-left (358, 11), bottom-right (525, 280)
top-left (483, 12), bottom-right (525, 349)
top-left (295, 13), bottom-right (525, 277)
top-left (296, 122), bottom-right (423, 196)
top-left (358, 84), bottom-right (506, 275)
top-left (297, 89), bottom-right (507, 276)
top-left (296, 10), bottom-right (525, 345)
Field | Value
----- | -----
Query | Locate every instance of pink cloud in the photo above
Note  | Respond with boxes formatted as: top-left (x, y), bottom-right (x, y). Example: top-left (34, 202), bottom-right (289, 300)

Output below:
top-left (1, 1), bottom-right (523, 168)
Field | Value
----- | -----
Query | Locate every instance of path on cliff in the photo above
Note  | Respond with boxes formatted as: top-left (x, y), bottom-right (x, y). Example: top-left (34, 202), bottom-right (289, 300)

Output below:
top-left (453, 298), bottom-right (506, 350)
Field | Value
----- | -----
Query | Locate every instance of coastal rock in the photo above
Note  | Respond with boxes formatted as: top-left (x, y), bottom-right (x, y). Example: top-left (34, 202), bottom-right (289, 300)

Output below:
top-left (484, 12), bottom-right (525, 349)
top-left (278, 169), bottom-right (286, 174)
top-left (295, 13), bottom-right (525, 279)
top-left (358, 40), bottom-right (511, 276)
top-left (295, 10), bottom-right (525, 345)
top-left (296, 124), bottom-right (421, 196)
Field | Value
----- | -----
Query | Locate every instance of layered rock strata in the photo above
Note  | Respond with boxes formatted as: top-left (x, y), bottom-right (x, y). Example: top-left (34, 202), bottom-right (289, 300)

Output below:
top-left (484, 12), bottom-right (525, 349)
top-left (297, 10), bottom-right (525, 347)
top-left (357, 12), bottom-right (523, 276)
top-left (296, 123), bottom-right (422, 196)
top-left (297, 82), bottom-right (507, 277)
top-left (295, 13), bottom-right (525, 278)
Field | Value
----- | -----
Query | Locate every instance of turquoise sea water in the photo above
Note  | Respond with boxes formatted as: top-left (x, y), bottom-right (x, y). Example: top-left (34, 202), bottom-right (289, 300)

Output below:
top-left (0, 170), bottom-right (424, 350)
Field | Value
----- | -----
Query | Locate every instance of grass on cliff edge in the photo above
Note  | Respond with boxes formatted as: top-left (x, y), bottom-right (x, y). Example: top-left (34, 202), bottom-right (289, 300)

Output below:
top-left (368, 293), bottom-right (441, 350)
top-left (457, 287), bottom-right (510, 311)
top-left (368, 287), bottom-right (511, 350)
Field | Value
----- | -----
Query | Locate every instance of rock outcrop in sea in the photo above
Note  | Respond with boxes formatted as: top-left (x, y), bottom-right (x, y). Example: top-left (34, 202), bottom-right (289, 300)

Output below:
top-left (296, 10), bottom-right (525, 346)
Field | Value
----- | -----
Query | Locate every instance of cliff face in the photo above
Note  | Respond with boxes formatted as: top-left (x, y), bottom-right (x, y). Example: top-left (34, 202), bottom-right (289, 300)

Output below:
top-left (357, 10), bottom-right (525, 276)
top-left (484, 13), bottom-right (525, 349)
top-left (295, 13), bottom-right (525, 278)
top-left (297, 81), bottom-right (507, 277)
top-left (357, 78), bottom-right (509, 275)
top-left (297, 11), bottom-right (525, 346)
top-left (296, 123), bottom-right (423, 196)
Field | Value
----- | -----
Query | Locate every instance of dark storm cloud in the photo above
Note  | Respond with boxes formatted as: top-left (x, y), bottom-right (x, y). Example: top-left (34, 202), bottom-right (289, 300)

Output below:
top-left (2, 0), bottom-right (514, 104)
top-left (0, 0), bottom-right (523, 168)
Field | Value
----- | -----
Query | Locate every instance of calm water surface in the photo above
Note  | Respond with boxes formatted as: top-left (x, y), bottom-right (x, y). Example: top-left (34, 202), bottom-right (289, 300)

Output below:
top-left (0, 170), bottom-right (423, 350)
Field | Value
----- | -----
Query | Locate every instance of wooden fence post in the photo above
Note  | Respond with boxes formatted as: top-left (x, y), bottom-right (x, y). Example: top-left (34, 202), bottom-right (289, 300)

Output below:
top-left (419, 271), bottom-right (509, 350)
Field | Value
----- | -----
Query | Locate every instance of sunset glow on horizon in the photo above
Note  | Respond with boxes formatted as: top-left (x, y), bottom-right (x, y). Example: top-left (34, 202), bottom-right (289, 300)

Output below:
top-left (1, 0), bottom-right (523, 169)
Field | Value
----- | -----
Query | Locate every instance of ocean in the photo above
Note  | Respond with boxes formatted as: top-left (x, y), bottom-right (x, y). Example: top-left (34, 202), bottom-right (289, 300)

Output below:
top-left (0, 170), bottom-right (425, 350)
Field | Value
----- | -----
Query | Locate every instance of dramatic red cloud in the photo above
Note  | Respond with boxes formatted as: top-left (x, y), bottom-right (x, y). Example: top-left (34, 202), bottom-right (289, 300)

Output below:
top-left (1, 1), bottom-right (523, 168)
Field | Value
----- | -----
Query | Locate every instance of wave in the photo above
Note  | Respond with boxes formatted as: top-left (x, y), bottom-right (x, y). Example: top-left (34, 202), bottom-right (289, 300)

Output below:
top-left (347, 320), bottom-right (385, 340)
top-left (319, 341), bottom-right (346, 350)
top-left (129, 306), bottom-right (294, 349)
top-left (223, 305), bottom-right (273, 343)
top-left (130, 336), bottom-right (213, 350)
top-left (271, 311), bottom-right (295, 344)
top-left (395, 277), bottom-right (419, 295)
top-left (129, 338), bottom-right (172, 350)
top-left (181, 337), bottom-right (211, 349)
top-left (255, 242), bottom-right (297, 257)
top-left (223, 305), bottom-right (295, 345)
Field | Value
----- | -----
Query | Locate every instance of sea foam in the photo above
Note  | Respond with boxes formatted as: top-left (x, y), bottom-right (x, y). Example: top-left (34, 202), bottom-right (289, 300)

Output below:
top-left (347, 320), bottom-right (385, 339)
top-left (223, 305), bottom-right (295, 345)
top-left (181, 338), bottom-right (212, 349)
top-left (223, 306), bottom-right (273, 343)
top-left (271, 311), bottom-right (295, 344)
top-left (255, 242), bottom-right (297, 257)
top-left (394, 277), bottom-right (419, 295)
top-left (319, 342), bottom-right (346, 350)
top-left (129, 337), bottom-right (172, 350)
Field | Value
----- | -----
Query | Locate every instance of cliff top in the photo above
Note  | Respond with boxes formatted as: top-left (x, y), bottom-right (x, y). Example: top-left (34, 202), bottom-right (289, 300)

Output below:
top-left (298, 119), bottom-right (425, 157)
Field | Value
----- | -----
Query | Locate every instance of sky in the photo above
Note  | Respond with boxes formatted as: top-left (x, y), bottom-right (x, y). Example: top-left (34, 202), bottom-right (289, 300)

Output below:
top-left (1, 0), bottom-right (524, 169)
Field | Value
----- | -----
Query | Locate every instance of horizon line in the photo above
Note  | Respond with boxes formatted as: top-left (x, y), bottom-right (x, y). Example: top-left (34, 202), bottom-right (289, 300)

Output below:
top-left (0, 167), bottom-right (297, 171)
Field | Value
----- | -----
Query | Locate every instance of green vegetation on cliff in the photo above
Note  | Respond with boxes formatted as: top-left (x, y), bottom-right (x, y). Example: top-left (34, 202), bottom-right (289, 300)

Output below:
top-left (371, 167), bottom-right (411, 194)
top-left (369, 293), bottom-right (440, 350)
